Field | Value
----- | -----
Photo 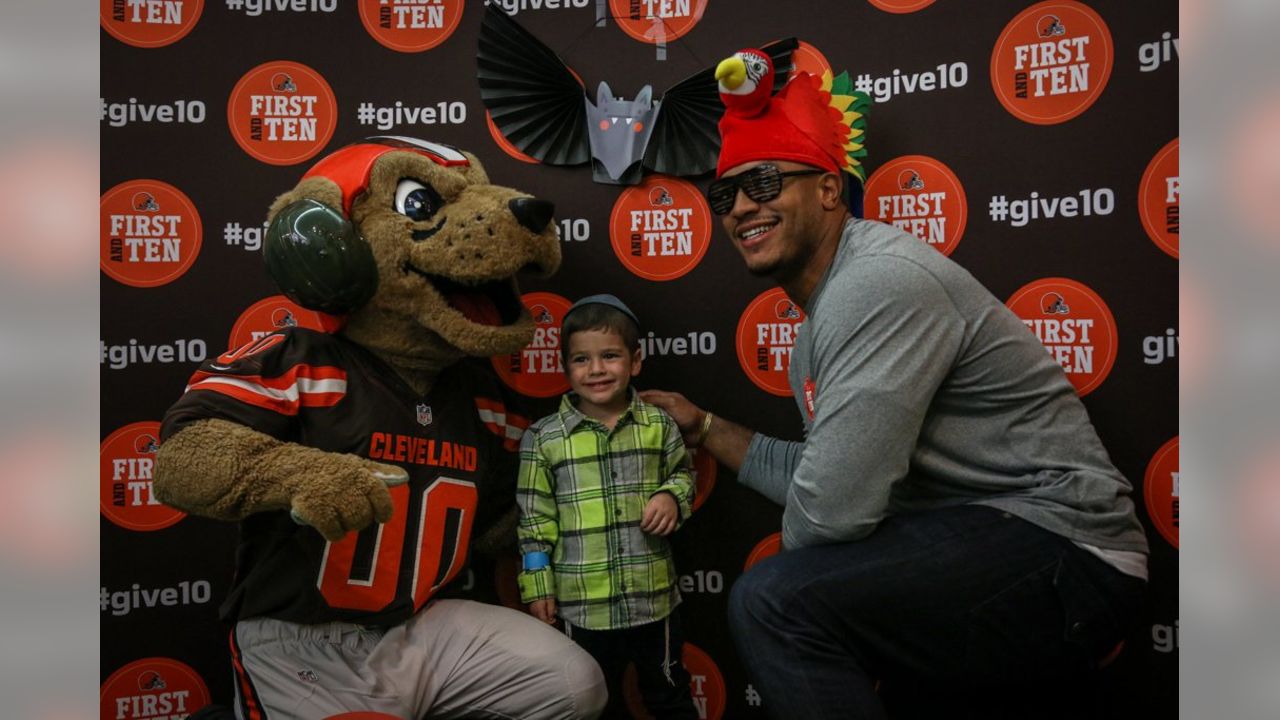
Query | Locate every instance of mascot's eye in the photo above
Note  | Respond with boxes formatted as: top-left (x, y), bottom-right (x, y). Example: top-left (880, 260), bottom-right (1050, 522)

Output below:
top-left (394, 178), bottom-right (443, 222)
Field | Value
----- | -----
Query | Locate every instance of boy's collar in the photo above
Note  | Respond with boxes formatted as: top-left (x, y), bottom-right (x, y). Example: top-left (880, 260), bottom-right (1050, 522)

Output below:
top-left (557, 388), bottom-right (649, 432)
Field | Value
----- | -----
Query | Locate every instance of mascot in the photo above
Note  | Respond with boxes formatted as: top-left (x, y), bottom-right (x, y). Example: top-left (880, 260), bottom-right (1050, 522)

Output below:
top-left (154, 136), bottom-right (606, 720)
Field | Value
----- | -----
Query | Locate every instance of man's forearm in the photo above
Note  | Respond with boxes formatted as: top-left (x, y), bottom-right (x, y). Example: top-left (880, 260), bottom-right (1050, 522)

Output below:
top-left (699, 412), bottom-right (755, 473)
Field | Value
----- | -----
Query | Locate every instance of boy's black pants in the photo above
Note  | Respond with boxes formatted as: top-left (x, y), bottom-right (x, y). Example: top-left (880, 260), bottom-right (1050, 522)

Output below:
top-left (566, 610), bottom-right (699, 720)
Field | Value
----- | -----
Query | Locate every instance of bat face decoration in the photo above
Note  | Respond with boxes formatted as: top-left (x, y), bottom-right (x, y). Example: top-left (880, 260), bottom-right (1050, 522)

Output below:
top-left (584, 83), bottom-right (661, 184)
top-left (477, 4), bottom-right (796, 186)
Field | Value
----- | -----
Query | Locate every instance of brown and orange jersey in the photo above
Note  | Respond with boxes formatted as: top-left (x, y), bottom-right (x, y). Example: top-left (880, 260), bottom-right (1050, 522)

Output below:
top-left (162, 328), bottom-right (528, 627)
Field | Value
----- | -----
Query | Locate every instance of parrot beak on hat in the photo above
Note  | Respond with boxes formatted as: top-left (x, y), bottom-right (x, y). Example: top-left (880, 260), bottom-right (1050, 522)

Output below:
top-left (716, 56), bottom-right (747, 92)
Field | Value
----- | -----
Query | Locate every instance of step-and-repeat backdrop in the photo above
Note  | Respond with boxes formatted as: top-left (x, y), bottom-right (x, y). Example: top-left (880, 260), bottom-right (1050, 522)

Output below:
top-left (101, 1), bottom-right (1177, 717)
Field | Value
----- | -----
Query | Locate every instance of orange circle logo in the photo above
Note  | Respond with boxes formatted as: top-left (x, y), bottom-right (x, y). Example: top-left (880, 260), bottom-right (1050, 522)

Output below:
top-left (101, 422), bottom-right (185, 532)
top-left (744, 531), bottom-right (782, 570)
top-left (682, 643), bottom-right (726, 720)
top-left (358, 0), bottom-right (465, 53)
top-left (485, 111), bottom-right (540, 165)
top-left (991, 0), bottom-right (1114, 125)
top-left (101, 657), bottom-right (210, 719)
top-left (1139, 138), bottom-right (1179, 259)
top-left (101, 179), bottom-right (203, 288)
top-left (623, 642), bottom-right (726, 720)
top-left (228, 295), bottom-right (343, 351)
top-left (609, 175), bottom-right (712, 281)
top-left (227, 60), bottom-right (338, 166)
top-left (100, 0), bottom-right (203, 48)
top-left (868, 0), bottom-right (936, 13)
top-left (789, 41), bottom-right (832, 82)
top-left (608, 0), bottom-right (706, 45)
top-left (1005, 277), bottom-right (1118, 396)
top-left (865, 155), bottom-right (968, 256)
top-left (1143, 436), bottom-right (1178, 549)
top-left (736, 288), bottom-right (805, 397)
top-left (689, 446), bottom-right (717, 512)
top-left (492, 292), bottom-right (572, 398)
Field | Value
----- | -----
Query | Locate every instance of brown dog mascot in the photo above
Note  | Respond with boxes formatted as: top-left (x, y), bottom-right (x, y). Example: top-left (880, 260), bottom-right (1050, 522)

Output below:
top-left (154, 137), bottom-right (606, 720)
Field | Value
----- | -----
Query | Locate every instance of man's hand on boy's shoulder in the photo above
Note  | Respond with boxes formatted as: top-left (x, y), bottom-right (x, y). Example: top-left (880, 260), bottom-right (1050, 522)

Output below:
top-left (640, 390), bottom-right (703, 442)
top-left (641, 492), bottom-right (679, 536)
top-left (529, 597), bottom-right (557, 624)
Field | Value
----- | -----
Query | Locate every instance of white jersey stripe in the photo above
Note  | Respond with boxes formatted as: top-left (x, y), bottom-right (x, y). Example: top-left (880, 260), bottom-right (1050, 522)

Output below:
top-left (188, 376), bottom-right (347, 401)
top-left (367, 135), bottom-right (468, 163)
top-left (476, 407), bottom-right (525, 441)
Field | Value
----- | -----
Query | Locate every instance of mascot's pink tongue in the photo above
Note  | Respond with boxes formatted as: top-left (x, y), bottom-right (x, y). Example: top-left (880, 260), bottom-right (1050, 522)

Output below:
top-left (446, 290), bottom-right (503, 326)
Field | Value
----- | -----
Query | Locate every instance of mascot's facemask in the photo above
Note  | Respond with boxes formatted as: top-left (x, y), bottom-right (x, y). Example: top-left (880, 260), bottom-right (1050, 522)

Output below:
top-left (264, 136), bottom-right (561, 359)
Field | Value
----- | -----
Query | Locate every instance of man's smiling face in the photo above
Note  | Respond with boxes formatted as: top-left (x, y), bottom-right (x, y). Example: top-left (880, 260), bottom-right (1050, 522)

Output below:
top-left (719, 159), bottom-right (829, 282)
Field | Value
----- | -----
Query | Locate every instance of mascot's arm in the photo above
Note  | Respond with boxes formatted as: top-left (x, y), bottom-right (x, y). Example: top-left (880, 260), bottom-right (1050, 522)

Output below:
top-left (154, 418), bottom-right (408, 542)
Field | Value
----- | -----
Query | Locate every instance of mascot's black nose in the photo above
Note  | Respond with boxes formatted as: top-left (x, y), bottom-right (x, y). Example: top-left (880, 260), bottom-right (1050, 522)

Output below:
top-left (509, 198), bottom-right (555, 234)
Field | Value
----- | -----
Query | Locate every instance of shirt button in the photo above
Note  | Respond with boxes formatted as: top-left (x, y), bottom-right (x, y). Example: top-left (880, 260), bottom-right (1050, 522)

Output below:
top-left (611, 471), bottom-right (618, 479)
top-left (614, 508), bottom-right (622, 517)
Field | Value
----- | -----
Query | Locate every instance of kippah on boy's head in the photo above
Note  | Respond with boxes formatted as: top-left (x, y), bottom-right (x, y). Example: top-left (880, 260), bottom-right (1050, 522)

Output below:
top-left (560, 294), bottom-right (641, 364)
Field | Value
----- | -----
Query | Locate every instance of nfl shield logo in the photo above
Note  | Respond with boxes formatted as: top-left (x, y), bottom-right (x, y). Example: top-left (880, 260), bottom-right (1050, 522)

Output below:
top-left (416, 404), bottom-right (433, 426)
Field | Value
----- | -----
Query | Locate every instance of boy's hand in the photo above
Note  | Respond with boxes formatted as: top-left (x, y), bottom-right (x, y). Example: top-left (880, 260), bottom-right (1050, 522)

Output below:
top-left (641, 493), bottom-right (679, 536)
top-left (529, 598), bottom-right (557, 624)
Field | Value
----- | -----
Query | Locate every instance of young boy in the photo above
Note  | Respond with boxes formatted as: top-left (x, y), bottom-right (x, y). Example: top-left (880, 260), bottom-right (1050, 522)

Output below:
top-left (517, 294), bottom-right (698, 719)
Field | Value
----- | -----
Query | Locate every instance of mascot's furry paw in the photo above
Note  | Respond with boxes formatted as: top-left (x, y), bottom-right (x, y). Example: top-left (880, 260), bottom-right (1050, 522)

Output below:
top-left (277, 444), bottom-right (409, 541)
top-left (155, 418), bottom-right (408, 541)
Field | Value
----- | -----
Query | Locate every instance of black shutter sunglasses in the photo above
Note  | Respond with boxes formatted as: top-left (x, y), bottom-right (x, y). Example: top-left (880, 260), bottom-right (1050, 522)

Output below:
top-left (706, 164), bottom-right (824, 215)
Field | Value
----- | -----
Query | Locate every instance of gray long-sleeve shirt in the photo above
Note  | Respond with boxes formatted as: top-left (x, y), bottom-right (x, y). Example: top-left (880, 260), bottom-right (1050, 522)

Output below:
top-left (740, 218), bottom-right (1149, 565)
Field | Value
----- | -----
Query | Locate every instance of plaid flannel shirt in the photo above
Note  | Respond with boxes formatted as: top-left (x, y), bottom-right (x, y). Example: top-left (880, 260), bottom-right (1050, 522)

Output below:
top-left (516, 390), bottom-right (695, 630)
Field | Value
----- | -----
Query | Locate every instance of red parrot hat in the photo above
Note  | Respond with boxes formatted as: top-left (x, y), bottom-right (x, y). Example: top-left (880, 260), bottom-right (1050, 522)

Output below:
top-left (714, 48), bottom-right (870, 182)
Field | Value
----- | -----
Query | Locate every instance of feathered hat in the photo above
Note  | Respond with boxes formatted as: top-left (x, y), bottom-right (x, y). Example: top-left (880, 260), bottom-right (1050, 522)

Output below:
top-left (715, 49), bottom-right (869, 182)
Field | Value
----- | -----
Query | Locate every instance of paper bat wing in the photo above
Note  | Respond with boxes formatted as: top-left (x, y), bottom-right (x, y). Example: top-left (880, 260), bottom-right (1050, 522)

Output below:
top-left (644, 37), bottom-right (799, 177)
top-left (477, 4), bottom-right (591, 166)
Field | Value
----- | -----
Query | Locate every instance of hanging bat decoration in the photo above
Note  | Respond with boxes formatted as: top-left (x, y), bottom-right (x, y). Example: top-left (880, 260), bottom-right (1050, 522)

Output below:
top-left (477, 4), bottom-right (797, 185)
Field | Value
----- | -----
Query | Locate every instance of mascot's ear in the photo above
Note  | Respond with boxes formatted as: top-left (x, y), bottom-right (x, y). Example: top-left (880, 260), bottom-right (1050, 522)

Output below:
top-left (264, 198), bottom-right (378, 314)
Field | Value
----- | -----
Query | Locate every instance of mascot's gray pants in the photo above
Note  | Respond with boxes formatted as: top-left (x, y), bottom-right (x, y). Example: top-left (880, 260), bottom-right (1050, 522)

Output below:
top-left (231, 599), bottom-right (607, 719)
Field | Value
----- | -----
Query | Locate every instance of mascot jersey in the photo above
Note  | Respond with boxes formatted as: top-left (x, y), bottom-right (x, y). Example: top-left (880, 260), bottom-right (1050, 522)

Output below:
top-left (161, 328), bottom-right (527, 627)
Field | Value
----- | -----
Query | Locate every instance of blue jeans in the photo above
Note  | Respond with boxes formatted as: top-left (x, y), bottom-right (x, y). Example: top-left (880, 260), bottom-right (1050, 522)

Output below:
top-left (728, 504), bottom-right (1145, 720)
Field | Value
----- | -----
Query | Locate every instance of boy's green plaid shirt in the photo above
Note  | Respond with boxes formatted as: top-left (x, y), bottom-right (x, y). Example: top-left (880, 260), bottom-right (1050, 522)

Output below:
top-left (516, 391), bottom-right (695, 630)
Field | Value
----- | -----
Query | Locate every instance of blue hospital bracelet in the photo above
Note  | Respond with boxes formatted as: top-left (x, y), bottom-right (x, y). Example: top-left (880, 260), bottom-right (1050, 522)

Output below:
top-left (523, 552), bottom-right (550, 571)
